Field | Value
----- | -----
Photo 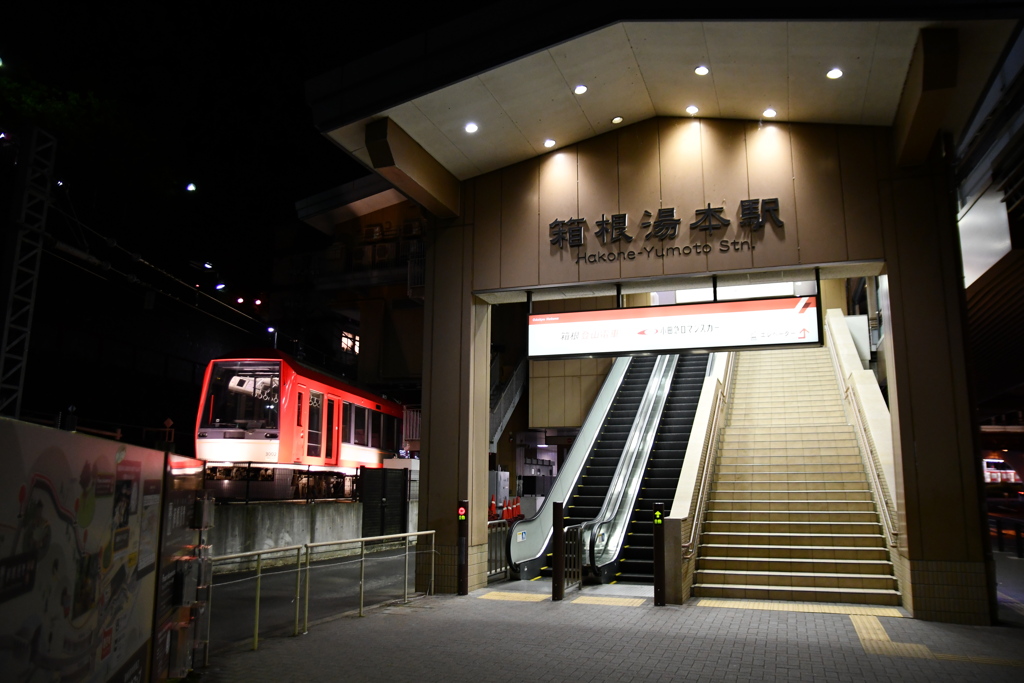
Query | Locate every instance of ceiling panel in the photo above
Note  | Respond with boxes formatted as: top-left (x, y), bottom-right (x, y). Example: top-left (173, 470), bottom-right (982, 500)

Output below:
top-left (550, 23), bottom-right (657, 133)
top-left (703, 22), bottom-right (790, 121)
top-left (625, 22), bottom-right (719, 119)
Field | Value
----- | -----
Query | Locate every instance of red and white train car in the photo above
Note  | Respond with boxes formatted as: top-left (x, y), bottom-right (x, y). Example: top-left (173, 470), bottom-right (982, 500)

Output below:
top-left (195, 350), bottom-right (403, 471)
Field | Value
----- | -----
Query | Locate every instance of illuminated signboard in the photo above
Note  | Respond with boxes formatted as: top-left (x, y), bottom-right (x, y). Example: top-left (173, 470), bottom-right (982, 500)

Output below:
top-left (528, 296), bottom-right (821, 359)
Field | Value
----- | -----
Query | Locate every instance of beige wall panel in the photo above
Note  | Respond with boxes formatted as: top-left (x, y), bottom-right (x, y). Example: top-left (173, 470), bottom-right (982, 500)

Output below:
top-left (838, 127), bottom-right (885, 260)
top-left (500, 159), bottom-right (540, 288)
top-left (746, 122), bottom-right (799, 268)
top-left (577, 132), bottom-right (622, 282)
top-left (539, 148), bottom-right (582, 285)
top-left (472, 172), bottom-right (503, 291)
top-left (564, 358), bottom-right (581, 376)
top-left (548, 359), bottom-right (565, 377)
top-left (549, 376), bottom-right (566, 426)
top-left (792, 125), bottom-right (847, 264)
top-left (702, 119), bottom-right (754, 272)
top-left (580, 357), bottom-right (597, 375)
top-left (597, 357), bottom-right (613, 374)
top-left (566, 376), bottom-right (582, 426)
top-left (581, 373), bottom-right (600, 416)
top-left (461, 173), bottom-right (475, 227)
top-left (530, 359), bottom-right (548, 378)
top-left (820, 279), bottom-right (847, 315)
top-left (659, 118), bottom-right (709, 275)
top-left (618, 119), bottom-right (665, 279)
top-left (530, 377), bottom-right (549, 428)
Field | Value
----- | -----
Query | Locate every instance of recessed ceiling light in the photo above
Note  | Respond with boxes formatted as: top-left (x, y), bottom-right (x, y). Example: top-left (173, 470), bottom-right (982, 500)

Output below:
top-left (544, 139), bottom-right (556, 148)
top-left (695, 66), bottom-right (709, 76)
top-left (574, 85), bottom-right (588, 95)
top-left (763, 108), bottom-right (777, 118)
top-left (686, 105), bottom-right (699, 115)
top-left (186, 183), bottom-right (197, 192)
top-left (611, 116), bottom-right (623, 124)
top-left (827, 68), bottom-right (843, 79)
top-left (465, 122), bottom-right (478, 133)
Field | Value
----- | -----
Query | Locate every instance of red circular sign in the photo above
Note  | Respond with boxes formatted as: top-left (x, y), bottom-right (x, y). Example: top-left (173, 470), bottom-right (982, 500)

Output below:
top-left (457, 506), bottom-right (466, 516)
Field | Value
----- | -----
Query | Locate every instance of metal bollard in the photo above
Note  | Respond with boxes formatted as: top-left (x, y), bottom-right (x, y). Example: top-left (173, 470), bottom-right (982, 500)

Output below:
top-left (996, 517), bottom-right (1004, 553)
top-left (253, 554), bottom-right (262, 650)
top-left (552, 502), bottom-right (565, 601)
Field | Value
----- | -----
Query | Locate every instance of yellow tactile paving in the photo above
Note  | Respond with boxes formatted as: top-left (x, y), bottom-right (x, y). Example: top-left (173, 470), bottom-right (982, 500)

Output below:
top-left (478, 591), bottom-right (548, 602)
top-left (572, 596), bottom-right (647, 607)
top-left (851, 614), bottom-right (1024, 668)
top-left (697, 598), bottom-right (903, 617)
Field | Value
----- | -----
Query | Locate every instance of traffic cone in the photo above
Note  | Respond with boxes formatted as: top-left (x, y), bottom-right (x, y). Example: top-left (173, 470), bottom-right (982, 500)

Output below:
top-left (502, 498), bottom-right (510, 520)
top-left (514, 497), bottom-right (521, 519)
top-left (489, 495), bottom-right (496, 520)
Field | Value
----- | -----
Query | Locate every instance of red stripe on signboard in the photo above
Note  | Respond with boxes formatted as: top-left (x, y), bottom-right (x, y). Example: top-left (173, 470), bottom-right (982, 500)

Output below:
top-left (529, 296), bottom-right (817, 326)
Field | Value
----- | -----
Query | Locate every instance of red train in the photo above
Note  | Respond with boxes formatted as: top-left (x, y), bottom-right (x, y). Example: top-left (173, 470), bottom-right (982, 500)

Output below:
top-left (195, 350), bottom-right (404, 471)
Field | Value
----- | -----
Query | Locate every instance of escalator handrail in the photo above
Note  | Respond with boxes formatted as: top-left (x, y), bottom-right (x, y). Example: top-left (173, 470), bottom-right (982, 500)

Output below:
top-left (584, 355), bottom-right (679, 571)
top-left (508, 356), bottom-right (633, 568)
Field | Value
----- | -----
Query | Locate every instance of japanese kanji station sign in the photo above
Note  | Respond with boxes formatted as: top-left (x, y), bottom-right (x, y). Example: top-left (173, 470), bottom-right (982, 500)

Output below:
top-left (549, 198), bottom-right (784, 264)
top-left (528, 295), bottom-right (821, 359)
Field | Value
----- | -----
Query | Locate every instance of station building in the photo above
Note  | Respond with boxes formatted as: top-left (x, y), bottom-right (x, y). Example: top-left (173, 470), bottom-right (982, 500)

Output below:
top-left (304, 5), bottom-right (1024, 624)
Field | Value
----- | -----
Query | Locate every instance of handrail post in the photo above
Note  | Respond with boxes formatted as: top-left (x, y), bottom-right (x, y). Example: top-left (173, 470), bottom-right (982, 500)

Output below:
top-left (552, 502), bottom-right (565, 601)
top-left (253, 554), bottom-right (262, 650)
top-left (359, 540), bottom-right (366, 616)
top-left (430, 532), bottom-right (436, 595)
top-left (404, 535), bottom-right (410, 603)
top-left (204, 581), bottom-right (214, 667)
top-left (303, 545), bottom-right (311, 634)
top-left (293, 547), bottom-right (302, 636)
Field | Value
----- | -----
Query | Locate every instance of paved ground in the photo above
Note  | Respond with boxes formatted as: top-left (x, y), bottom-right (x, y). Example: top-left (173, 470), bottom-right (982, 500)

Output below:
top-left (194, 543), bottom-right (1024, 683)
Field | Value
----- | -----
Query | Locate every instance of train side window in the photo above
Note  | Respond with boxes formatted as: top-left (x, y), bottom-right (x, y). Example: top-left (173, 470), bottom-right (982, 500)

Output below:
top-left (297, 392), bottom-right (304, 427)
top-left (342, 401), bottom-right (353, 444)
top-left (326, 399), bottom-right (336, 460)
top-left (353, 405), bottom-right (368, 446)
top-left (307, 391), bottom-right (323, 458)
top-left (370, 411), bottom-right (382, 448)
top-left (382, 414), bottom-right (397, 452)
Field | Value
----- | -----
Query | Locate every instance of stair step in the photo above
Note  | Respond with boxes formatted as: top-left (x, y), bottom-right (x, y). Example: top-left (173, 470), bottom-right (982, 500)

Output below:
top-left (692, 583), bottom-right (901, 605)
top-left (706, 510), bottom-right (882, 522)
top-left (697, 555), bottom-right (894, 574)
top-left (703, 521), bottom-right (882, 534)
top-left (701, 531), bottom-right (886, 548)
top-left (698, 543), bottom-right (890, 561)
top-left (694, 569), bottom-right (898, 590)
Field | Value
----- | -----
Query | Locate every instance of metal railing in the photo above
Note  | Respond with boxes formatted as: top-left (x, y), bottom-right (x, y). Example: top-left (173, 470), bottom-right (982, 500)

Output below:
top-left (991, 514), bottom-right (1024, 558)
top-left (489, 357), bottom-right (527, 452)
top-left (823, 321), bottom-right (898, 547)
top-left (487, 520), bottom-right (510, 581)
top-left (564, 524), bottom-right (583, 592)
top-left (681, 353), bottom-right (734, 559)
top-left (207, 530), bottom-right (435, 658)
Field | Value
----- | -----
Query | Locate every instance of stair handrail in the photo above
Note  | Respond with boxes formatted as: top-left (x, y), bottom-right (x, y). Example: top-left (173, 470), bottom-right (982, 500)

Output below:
top-left (489, 356), bottom-right (528, 452)
top-left (584, 355), bottom-right (679, 572)
top-left (823, 315), bottom-right (899, 547)
top-left (681, 351), bottom-right (735, 559)
top-left (508, 356), bottom-right (632, 569)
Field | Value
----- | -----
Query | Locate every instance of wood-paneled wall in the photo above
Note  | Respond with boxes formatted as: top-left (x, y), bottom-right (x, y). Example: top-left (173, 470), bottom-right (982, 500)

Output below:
top-left (462, 118), bottom-right (886, 292)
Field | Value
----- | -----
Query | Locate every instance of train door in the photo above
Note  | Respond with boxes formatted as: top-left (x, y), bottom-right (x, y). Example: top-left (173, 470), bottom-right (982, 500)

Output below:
top-left (324, 394), bottom-right (341, 466)
top-left (307, 390), bottom-right (324, 461)
top-left (294, 384), bottom-right (309, 463)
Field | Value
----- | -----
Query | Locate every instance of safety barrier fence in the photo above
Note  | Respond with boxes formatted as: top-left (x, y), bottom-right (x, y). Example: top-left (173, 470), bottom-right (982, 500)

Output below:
top-left (990, 515), bottom-right (1024, 559)
top-left (487, 520), bottom-right (510, 581)
top-left (207, 530), bottom-right (435, 659)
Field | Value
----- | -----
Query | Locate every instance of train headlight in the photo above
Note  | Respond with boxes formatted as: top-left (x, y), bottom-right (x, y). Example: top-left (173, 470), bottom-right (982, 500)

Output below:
top-left (198, 432), bottom-right (208, 438)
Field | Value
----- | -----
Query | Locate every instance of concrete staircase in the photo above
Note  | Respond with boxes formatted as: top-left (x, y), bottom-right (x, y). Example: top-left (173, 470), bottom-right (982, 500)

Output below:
top-left (693, 347), bottom-right (900, 605)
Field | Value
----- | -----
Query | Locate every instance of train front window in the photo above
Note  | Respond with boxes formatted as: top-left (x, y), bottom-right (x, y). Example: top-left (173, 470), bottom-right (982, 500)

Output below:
top-left (201, 360), bottom-right (280, 430)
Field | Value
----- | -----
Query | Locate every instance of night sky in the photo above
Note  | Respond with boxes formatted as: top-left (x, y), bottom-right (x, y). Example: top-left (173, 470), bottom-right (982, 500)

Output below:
top-left (1, 3), bottom-right (477, 298)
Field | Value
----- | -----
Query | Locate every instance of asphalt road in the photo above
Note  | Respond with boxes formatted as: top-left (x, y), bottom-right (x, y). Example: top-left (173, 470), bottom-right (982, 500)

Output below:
top-left (207, 544), bottom-right (429, 652)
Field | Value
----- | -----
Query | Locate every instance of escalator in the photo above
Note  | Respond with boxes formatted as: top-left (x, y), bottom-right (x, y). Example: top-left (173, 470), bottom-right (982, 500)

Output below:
top-left (563, 356), bottom-right (656, 527)
top-left (614, 353), bottom-right (710, 582)
top-left (510, 355), bottom-right (661, 578)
